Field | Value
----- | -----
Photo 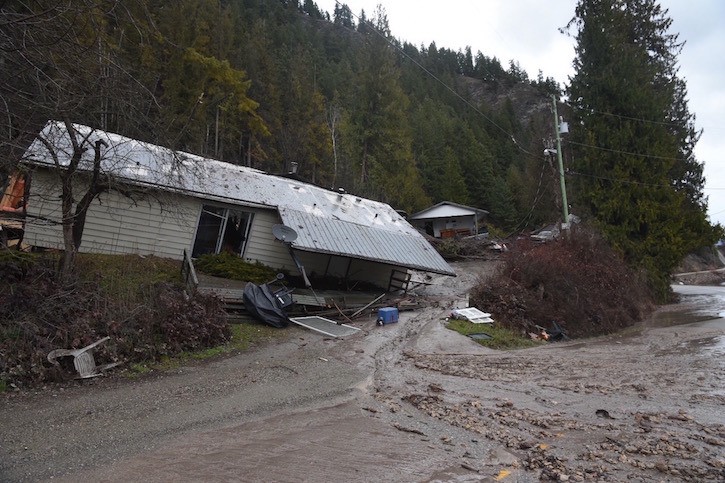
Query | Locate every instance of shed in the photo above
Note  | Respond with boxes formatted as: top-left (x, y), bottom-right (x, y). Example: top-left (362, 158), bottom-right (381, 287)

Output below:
top-left (409, 201), bottom-right (488, 238)
top-left (16, 121), bottom-right (455, 290)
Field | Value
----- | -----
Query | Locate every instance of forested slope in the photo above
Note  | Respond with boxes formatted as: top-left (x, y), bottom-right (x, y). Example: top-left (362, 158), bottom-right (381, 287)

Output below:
top-left (1, 0), bottom-right (562, 227)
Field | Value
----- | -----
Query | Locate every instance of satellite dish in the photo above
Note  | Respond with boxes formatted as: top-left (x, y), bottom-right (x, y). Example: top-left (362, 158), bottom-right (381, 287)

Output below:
top-left (272, 224), bottom-right (298, 243)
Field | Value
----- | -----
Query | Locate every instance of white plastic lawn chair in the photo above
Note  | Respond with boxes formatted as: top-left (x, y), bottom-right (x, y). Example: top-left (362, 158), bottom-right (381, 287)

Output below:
top-left (47, 336), bottom-right (121, 379)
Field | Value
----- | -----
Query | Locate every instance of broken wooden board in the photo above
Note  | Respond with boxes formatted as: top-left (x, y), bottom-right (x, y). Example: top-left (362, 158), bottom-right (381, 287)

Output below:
top-left (289, 316), bottom-right (361, 338)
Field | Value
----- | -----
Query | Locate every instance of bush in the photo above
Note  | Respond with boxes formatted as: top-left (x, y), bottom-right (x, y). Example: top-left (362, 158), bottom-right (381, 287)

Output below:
top-left (470, 225), bottom-right (655, 339)
top-left (194, 252), bottom-right (277, 283)
top-left (0, 253), bottom-right (229, 388)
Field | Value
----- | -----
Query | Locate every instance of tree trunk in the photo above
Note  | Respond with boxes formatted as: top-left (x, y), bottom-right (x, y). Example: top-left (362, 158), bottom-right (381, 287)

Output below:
top-left (60, 175), bottom-right (77, 281)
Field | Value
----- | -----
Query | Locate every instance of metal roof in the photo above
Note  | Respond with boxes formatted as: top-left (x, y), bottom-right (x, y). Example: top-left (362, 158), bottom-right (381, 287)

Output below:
top-left (279, 207), bottom-right (453, 274)
top-left (410, 201), bottom-right (489, 220)
top-left (23, 121), bottom-right (455, 276)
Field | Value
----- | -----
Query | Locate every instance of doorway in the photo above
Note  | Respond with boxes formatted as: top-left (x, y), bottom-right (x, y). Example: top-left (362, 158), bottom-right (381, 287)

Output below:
top-left (191, 204), bottom-right (253, 258)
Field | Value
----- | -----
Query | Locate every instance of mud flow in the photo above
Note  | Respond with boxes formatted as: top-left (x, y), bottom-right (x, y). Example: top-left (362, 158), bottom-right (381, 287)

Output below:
top-left (1, 278), bottom-right (723, 482)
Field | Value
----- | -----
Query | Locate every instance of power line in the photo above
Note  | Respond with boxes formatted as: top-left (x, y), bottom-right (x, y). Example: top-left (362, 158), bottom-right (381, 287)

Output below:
top-left (566, 102), bottom-right (725, 135)
top-left (334, 2), bottom-right (556, 230)
top-left (331, 2), bottom-right (600, 231)
top-left (567, 140), bottom-right (686, 162)
top-left (504, 157), bottom-right (551, 236)
top-left (568, 170), bottom-right (676, 189)
top-left (565, 103), bottom-right (686, 128)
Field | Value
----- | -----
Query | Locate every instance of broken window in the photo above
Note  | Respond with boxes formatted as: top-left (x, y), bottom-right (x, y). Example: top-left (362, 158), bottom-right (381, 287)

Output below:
top-left (191, 204), bottom-right (253, 258)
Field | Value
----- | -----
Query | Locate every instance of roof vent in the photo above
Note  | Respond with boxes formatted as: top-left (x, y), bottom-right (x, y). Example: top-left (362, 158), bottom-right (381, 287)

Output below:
top-left (289, 161), bottom-right (298, 174)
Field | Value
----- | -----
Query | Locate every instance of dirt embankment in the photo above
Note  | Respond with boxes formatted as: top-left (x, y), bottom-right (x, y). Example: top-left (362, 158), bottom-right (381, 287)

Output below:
top-left (673, 247), bottom-right (725, 285)
top-left (1, 261), bottom-right (723, 482)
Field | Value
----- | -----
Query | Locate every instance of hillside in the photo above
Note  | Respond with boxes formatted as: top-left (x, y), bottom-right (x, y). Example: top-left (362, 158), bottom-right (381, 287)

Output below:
top-left (1, 0), bottom-right (561, 230)
top-left (674, 246), bottom-right (725, 285)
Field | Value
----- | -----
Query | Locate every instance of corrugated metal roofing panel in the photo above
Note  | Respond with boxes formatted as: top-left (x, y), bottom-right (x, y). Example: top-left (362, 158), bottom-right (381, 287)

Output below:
top-left (23, 121), bottom-right (454, 275)
top-left (279, 208), bottom-right (454, 275)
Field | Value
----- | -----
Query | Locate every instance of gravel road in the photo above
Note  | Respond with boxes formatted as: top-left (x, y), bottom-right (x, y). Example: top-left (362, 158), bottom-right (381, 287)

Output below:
top-left (1, 261), bottom-right (723, 482)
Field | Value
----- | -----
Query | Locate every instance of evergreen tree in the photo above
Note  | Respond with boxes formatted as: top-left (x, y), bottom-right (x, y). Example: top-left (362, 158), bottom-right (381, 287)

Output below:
top-left (333, 3), bottom-right (354, 28)
top-left (345, 6), bottom-right (429, 212)
top-left (566, 0), bottom-right (719, 299)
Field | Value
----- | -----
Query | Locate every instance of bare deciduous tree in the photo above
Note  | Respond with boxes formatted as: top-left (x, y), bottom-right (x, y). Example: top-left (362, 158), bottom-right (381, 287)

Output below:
top-left (1, 1), bottom-right (159, 278)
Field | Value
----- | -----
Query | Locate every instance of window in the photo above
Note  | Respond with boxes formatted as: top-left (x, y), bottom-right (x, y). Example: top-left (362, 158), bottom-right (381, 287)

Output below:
top-left (192, 205), bottom-right (253, 258)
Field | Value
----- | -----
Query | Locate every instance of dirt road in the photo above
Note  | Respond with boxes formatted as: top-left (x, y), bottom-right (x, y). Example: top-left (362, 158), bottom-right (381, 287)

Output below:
top-left (1, 262), bottom-right (723, 482)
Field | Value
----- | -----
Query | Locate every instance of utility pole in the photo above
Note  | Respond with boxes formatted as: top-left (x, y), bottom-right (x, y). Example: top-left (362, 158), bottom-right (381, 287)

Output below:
top-left (552, 95), bottom-right (570, 225)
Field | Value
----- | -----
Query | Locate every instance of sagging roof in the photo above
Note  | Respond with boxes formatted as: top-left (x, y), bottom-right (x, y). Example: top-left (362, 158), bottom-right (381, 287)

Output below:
top-left (409, 201), bottom-right (489, 220)
top-left (279, 207), bottom-right (452, 274)
top-left (23, 121), bottom-right (455, 276)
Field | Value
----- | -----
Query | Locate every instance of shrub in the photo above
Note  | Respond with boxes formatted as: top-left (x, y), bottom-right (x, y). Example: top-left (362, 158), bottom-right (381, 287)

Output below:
top-left (194, 252), bottom-right (277, 283)
top-left (0, 253), bottom-right (229, 388)
top-left (107, 283), bottom-right (229, 362)
top-left (470, 225), bottom-right (655, 339)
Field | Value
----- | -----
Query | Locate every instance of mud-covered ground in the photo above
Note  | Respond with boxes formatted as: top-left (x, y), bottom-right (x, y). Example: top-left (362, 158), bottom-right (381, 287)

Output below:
top-left (1, 261), bottom-right (723, 482)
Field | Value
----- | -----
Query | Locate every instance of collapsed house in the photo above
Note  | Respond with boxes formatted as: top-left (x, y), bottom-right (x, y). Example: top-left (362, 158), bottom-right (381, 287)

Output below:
top-left (13, 121), bottom-right (454, 290)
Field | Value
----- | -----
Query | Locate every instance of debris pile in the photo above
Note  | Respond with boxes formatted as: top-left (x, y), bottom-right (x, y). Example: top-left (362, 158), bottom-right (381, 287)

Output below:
top-left (450, 307), bottom-right (493, 324)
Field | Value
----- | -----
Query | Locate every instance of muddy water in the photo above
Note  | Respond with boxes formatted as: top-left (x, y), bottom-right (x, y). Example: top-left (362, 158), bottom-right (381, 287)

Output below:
top-left (671, 284), bottom-right (725, 357)
top-left (673, 283), bottom-right (725, 317)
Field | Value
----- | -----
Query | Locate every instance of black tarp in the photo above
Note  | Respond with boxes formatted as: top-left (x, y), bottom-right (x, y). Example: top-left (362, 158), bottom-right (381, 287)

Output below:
top-left (242, 282), bottom-right (290, 328)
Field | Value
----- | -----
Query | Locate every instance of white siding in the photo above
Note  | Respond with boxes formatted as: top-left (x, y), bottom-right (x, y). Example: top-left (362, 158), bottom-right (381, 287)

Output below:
top-left (24, 169), bottom-right (299, 267)
top-left (411, 216), bottom-right (476, 238)
top-left (243, 209), bottom-right (297, 271)
top-left (25, 169), bottom-right (198, 259)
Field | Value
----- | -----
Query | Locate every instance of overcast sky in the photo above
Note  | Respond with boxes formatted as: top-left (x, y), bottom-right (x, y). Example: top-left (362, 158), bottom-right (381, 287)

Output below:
top-left (315, 0), bottom-right (725, 225)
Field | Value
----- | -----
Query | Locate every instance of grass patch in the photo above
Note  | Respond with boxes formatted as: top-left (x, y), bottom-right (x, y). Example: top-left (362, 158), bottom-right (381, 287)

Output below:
top-left (126, 363), bottom-right (153, 378)
top-left (228, 321), bottom-right (284, 350)
top-left (446, 319), bottom-right (539, 350)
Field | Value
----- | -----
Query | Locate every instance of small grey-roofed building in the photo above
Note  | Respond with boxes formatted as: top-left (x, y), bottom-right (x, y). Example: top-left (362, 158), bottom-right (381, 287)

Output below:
top-left (19, 121), bottom-right (455, 289)
top-left (409, 201), bottom-right (488, 239)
